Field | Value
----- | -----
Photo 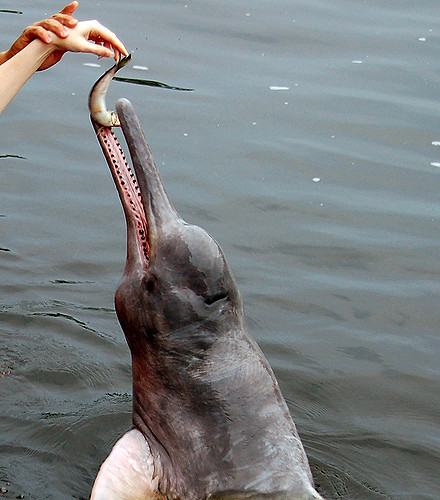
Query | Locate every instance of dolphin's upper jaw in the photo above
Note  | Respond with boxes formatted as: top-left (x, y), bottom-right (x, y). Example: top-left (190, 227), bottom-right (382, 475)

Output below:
top-left (91, 118), bottom-right (150, 269)
top-left (115, 98), bottom-right (182, 242)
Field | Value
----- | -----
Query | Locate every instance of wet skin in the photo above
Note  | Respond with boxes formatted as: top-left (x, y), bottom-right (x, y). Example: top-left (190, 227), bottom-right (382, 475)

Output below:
top-left (90, 99), bottom-right (322, 499)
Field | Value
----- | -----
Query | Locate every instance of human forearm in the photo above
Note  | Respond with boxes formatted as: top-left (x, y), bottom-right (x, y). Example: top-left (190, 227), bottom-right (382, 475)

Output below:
top-left (0, 39), bottom-right (55, 114)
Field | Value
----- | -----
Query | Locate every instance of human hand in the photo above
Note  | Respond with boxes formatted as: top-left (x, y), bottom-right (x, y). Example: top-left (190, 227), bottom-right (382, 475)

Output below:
top-left (0, 3), bottom-right (128, 115)
top-left (49, 20), bottom-right (128, 63)
top-left (2, 2), bottom-right (80, 70)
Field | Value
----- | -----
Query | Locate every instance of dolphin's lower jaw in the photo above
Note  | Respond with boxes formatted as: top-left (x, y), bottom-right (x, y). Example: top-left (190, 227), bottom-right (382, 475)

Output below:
top-left (92, 121), bottom-right (150, 271)
top-left (90, 99), bottom-right (323, 500)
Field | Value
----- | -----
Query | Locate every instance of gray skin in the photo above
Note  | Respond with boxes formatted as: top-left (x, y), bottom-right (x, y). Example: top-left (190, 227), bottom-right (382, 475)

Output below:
top-left (90, 98), bottom-right (322, 500)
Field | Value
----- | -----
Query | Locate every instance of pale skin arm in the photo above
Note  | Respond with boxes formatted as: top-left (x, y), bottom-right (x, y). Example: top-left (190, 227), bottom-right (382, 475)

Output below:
top-left (0, 40), bottom-right (56, 115)
top-left (0, 1), bottom-right (80, 70)
top-left (0, 2), bottom-right (128, 115)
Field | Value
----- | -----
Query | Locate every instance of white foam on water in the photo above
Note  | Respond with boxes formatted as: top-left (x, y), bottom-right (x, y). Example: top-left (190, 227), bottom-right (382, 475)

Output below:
top-left (133, 65), bottom-right (148, 71)
top-left (269, 86), bottom-right (289, 91)
top-left (83, 62), bottom-right (101, 68)
top-left (312, 177), bottom-right (321, 182)
top-left (431, 141), bottom-right (440, 146)
top-left (430, 162), bottom-right (440, 168)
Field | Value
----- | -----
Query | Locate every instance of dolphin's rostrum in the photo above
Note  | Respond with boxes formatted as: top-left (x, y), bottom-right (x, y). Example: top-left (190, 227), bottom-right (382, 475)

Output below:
top-left (89, 75), bottom-right (323, 499)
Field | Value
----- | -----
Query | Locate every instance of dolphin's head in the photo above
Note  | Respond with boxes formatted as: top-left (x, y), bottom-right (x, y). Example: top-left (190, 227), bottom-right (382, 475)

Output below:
top-left (116, 222), bottom-right (243, 348)
top-left (109, 98), bottom-right (243, 352)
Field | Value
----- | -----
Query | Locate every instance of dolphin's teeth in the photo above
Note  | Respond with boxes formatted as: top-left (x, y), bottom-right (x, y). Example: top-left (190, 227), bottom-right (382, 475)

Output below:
top-left (93, 124), bottom-right (149, 263)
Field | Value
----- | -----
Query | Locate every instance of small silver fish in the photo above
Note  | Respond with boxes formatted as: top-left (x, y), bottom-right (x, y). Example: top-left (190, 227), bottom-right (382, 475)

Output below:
top-left (88, 54), bottom-right (132, 127)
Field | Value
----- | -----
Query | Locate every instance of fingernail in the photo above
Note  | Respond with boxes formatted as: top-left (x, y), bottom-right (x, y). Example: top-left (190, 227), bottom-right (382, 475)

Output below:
top-left (61, 30), bottom-right (68, 36)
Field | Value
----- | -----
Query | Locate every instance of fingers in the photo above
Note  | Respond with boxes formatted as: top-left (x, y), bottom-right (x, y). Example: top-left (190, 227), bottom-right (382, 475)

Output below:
top-left (30, 3), bottom-right (78, 44)
top-left (52, 13), bottom-right (78, 30)
top-left (74, 38), bottom-right (113, 59)
top-left (22, 25), bottom-right (54, 45)
top-left (75, 35), bottom-right (121, 60)
top-left (78, 20), bottom-right (128, 57)
top-left (98, 40), bottom-right (120, 61)
top-left (34, 18), bottom-right (70, 40)
top-left (58, 1), bottom-right (79, 16)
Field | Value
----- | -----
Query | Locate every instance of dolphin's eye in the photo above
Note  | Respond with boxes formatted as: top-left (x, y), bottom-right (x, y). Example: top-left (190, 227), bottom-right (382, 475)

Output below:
top-left (204, 291), bottom-right (229, 306)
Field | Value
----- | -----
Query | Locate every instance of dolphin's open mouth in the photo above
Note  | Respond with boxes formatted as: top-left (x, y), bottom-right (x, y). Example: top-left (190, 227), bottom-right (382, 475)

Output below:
top-left (89, 57), bottom-right (151, 267)
top-left (91, 97), bottom-right (180, 269)
top-left (92, 121), bottom-right (150, 265)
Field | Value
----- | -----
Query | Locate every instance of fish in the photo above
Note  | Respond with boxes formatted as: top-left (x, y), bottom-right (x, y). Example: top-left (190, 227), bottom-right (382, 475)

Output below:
top-left (88, 54), bottom-right (132, 127)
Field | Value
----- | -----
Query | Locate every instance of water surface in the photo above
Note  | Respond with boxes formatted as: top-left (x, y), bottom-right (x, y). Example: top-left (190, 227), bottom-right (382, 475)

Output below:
top-left (1, 1), bottom-right (439, 498)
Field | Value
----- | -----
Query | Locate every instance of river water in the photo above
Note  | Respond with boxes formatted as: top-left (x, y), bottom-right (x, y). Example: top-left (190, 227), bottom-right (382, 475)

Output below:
top-left (1, 1), bottom-right (439, 499)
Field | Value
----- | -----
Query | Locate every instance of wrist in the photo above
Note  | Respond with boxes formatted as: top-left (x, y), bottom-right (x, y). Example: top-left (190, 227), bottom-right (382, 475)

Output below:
top-left (17, 39), bottom-right (57, 73)
top-left (32, 38), bottom-right (57, 60)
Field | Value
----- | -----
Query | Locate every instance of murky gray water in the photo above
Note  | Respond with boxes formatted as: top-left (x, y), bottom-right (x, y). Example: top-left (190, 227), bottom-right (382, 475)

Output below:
top-left (1, 1), bottom-right (439, 498)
